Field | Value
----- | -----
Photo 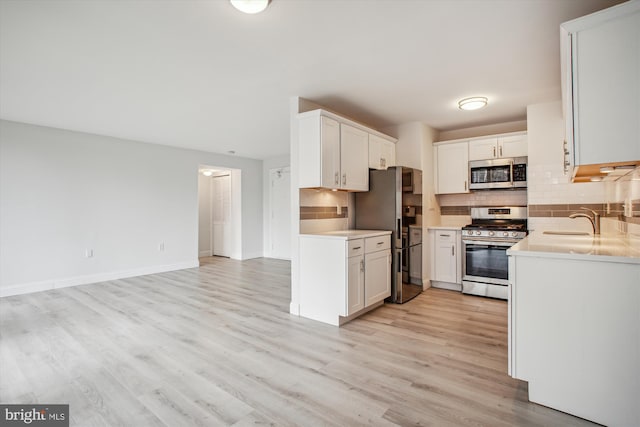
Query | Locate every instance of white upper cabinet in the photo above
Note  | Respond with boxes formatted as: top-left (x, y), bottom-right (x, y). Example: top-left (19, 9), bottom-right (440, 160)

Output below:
top-left (298, 110), bottom-right (396, 191)
top-left (340, 124), bottom-right (369, 191)
top-left (561, 1), bottom-right (640, 176)
top-left (368, 134), bottom-right (396, 170)
top-left (468, 133), bottom-right (527, 161)
top-left (434, 141), bottom-right (469, 194)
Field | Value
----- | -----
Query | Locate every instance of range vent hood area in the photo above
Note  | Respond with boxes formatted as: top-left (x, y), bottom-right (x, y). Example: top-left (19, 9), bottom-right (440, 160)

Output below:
top-left (572, 161), bottom-right (640, 183)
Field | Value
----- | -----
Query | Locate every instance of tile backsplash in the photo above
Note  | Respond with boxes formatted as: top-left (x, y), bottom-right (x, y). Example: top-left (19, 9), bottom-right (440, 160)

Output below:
top-left (437, 189), bottom-right (527, 215)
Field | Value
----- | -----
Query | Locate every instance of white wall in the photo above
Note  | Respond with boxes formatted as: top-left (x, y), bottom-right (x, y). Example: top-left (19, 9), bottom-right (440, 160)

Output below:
top-left (526, 101), bottom-right (606, 232)
top-left (437, 120), bottom-right (527, 142)
top-left (0, 120), bottom-right (263, 296)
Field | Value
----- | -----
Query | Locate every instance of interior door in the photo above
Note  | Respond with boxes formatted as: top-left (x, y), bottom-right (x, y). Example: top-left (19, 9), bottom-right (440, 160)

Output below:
top-left (212, 174), bottom-right (231, 257)
top-left (270, 167), bottom-right (291, 260)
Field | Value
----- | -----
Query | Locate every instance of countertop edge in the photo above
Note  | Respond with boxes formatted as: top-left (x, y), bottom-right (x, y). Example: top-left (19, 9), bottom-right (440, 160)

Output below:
top-left (299, 230), bottom-right (392, 240)
top-left (507, 233), bottom-right (640, 265)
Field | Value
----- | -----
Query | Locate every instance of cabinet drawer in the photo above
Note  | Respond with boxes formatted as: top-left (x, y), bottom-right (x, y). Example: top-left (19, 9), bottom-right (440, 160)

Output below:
top-left (347, 239), bottom-right (365, 257)
top-left (436, 231), bottom-right (455, 244)
top-left (365, 235), bottom-right (390, 253)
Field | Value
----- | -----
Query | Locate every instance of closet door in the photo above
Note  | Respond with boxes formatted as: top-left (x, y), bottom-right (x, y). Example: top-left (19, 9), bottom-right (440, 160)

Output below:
top-left (212, 174), bottom-right (231, 257)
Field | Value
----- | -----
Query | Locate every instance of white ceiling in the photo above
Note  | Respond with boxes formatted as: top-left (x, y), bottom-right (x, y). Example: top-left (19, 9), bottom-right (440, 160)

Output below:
top-left (0, 0), bottom-right (622, 160)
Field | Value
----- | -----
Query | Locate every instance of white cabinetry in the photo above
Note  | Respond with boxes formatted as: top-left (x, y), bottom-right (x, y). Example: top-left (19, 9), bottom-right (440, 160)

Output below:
top-left (298, 109), bottom-right (397, 190)
top-left (434, 141), bottom-right (469, 194)
top-left (364, 247), bottom-right (392, 306)
top-left (561, 1), bottom-right (640, 179)
top-left (509, 247), bottom-right (640, 426)
top-left (299, 231), bottom-right (392, 326)
top-left (468, 133), bottom-right (527, 161)
top-left (368, 134), bottom-right (396, 170)
top-left (429, 228), bottom-right (461, 290)
top-left (340, 124), bottom-right (369, 191)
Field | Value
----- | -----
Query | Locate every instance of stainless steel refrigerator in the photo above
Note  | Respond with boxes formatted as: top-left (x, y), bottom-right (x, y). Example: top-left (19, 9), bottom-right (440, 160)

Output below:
top-left (354, 167), bottom-right (422, 304)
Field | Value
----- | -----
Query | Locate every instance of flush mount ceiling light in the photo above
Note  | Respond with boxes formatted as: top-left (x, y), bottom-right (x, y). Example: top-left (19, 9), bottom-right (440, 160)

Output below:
top-left (230, 0), bottom-right (270, 14)
top-left (201, 170), bottom-right (214, 177)
top-left (458, 96), bottom-right (488, 111)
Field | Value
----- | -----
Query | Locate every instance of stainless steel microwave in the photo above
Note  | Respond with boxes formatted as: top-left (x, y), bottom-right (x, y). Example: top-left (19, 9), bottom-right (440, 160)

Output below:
top-left (469, 157), bottom-right (527, 190)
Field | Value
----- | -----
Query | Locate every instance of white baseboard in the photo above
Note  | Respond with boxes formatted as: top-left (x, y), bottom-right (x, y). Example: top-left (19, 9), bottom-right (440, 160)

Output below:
top-left (0, 260), bottom-right (199, 298)
top-left (289, 301), bottom-right (300, 315)
top-left (199, 250), bottom-right (212, 257)
top-left (240, 251), bottom-right (264, 261)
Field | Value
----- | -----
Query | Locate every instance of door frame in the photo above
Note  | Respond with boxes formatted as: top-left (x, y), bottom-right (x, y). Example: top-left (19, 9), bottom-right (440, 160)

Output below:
top-left (198, 165), bottom-right (242, 261)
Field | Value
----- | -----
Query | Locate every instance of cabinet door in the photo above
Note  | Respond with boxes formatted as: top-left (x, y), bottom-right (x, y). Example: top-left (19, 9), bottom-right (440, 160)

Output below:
top-left (368, 134), bottom-right (383, 169)
top-left (381, 139), bottom-right (396, 168)
top-left (409, 245), bottom-right (422, 279)
top-left (320, 116), bottom-right (341, 189)
top-left (572, 10), bottom-right (640, 165)
top-left (435, 142), bottom-right (469, 194)
top-left (433, 231), bottom-right (457, 283)
top-left (412, 170), bottom-right (422, 194)
top-left (340, 124), bottom-right (369, 191)
top-left (499, 134), bottom-right (528, 158)
top-left (364, 249), bottom-right (391, 306)
top-left (469, 137), bottom-right (498, 161)
top-left (347, 255), bottom-right (365, 315)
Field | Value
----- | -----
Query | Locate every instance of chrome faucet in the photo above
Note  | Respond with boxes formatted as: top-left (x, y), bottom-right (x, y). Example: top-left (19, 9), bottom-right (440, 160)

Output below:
top-left (569, 207), bottom-right (601, 235)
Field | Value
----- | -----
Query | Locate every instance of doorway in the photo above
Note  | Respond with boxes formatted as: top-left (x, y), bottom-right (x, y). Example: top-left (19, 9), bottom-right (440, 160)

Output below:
top-left (198, 166), bottom-right (242, 261)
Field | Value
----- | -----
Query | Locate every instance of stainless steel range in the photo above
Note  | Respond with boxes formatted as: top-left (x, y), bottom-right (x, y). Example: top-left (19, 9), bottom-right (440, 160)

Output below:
top-left (461, 207), bottom-right (527, 300)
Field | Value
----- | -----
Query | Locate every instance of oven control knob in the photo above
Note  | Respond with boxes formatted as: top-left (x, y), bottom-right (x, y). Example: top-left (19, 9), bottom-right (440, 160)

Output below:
top-left (467, 230), bottom-right (474, 236)
top-left (488, 231), bottom-right (495, 237)
top-left (475, 231), bottom-right (481, 236)
top-left (503, 232), bottom-right (509, 237)
top-left (511, 232), bottom-right (517, 237)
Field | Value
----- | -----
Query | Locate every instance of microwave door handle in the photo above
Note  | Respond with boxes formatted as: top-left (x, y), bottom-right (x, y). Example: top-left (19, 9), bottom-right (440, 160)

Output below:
top-left (510, 160), bottom-right (514, 186)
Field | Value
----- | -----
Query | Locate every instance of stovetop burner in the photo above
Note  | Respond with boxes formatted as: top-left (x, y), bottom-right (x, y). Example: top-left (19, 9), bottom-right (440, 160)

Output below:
top-left (462, 206), bottom-right (528, 239)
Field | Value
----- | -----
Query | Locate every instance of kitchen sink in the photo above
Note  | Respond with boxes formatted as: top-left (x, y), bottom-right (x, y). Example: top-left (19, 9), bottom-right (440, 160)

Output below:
top-left (542, 231), bottom-right (590, 236)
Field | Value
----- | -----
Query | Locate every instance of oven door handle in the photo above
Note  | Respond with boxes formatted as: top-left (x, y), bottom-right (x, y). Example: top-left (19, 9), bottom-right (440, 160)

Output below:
top-left (462, 239), bottom-right (519, 247)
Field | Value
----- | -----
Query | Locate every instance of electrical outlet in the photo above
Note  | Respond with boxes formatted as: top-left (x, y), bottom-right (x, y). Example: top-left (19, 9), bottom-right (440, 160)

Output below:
top-left (85, 249), bottom-right (93, 258)
top-left (336, 205), bottom-right (341, 215)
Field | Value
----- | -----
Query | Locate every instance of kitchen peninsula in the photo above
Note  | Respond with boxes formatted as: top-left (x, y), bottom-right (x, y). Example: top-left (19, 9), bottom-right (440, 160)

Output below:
top-left (507, 232), bottom-right (640, 426)
top-left (298, 230), bottom-right (392, 326)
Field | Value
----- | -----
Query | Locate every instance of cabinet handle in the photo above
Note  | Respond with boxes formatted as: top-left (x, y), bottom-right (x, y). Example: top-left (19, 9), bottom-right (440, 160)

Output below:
top-left (440, 234), bottom-right (451, 237)
top-left (360, 259), bottom-right (364, 272)
top-left (464, 180), bottom-right (467, 191)
top-left (342, 173), bottom-right (346, 186)
top-left (493, 146), bottom-right (496, 158)
top-left (499, 145), bottom-right (503, 157)
top-left (353, 246), bottom-right (361, 250)
top-left (452, 245), bottom-right (455, 256)
top-left (377, 241), bottom-right (384, 245)
top-left (335, 172), bottom-right (339, 185)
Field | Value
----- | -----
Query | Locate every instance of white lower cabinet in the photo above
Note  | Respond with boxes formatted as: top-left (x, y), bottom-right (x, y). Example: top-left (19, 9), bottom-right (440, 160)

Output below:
top-left (347, 254), bottom-right (365, 314)
top-left (299, 231), bottom-right (391, 326)
top-left (363, 248), bottom-right (392, 306)
top-left (428, 228), bottom-right (461, 290)
top-left (509, 251), bottom-right (640, 426)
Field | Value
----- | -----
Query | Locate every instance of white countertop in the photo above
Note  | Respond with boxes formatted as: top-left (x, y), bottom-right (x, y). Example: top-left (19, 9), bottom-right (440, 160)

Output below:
top-left (300, 229), bottom-right (392, 240)
top-left (427, 225), bottom-right (463, 230)
top-left (507, 231), bottom-right (640, 264)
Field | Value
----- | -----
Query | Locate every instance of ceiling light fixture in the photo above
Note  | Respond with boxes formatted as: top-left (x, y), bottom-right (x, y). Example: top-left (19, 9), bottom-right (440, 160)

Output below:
top-left (202, 170), bottom-right (214, 177)
top-left (230, 0), bottom-right (271, 14)
top-left (458, 96), bottom-right (488, 111)
top-left (599, 166), bottom-right (614, 173)
top-left (590, 176), bottom-right (603, 182)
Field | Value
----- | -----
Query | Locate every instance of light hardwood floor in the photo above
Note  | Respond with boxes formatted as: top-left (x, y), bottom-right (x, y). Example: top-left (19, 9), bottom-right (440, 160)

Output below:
top-left (1, 257), bottom-right (596, 426)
